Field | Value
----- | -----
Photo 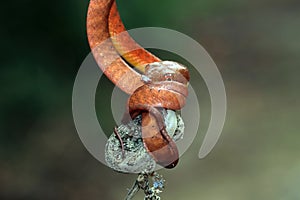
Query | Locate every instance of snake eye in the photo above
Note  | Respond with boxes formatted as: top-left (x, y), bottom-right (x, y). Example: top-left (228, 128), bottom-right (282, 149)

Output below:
top-left (164, 73), bottom-right (173, 81)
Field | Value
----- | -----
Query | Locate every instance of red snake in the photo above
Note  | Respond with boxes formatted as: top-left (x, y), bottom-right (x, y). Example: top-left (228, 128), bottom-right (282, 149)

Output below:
top-left (87, 0), bottom-right (189, 168)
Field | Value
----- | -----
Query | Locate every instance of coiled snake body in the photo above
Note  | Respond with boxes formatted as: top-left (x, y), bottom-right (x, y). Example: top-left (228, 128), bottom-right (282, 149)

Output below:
top-left (87, 0), bottom-right (189, 168)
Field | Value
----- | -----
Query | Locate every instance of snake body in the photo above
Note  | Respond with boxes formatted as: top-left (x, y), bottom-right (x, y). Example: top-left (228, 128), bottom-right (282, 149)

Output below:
top-left (87, 0), bottom-right (189, 168)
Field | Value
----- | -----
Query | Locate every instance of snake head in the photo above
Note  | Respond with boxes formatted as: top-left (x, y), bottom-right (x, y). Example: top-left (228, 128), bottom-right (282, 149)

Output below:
top-left (145, 61), bottom-right (190, 85)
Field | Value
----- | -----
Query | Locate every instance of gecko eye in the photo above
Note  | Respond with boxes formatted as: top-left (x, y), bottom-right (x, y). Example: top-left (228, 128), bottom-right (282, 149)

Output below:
top-left (164, 73), bottom-right (173, 81)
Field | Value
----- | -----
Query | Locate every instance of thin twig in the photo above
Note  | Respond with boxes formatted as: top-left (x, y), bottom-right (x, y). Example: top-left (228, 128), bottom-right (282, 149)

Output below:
top-left (125, 172), bottom-right (164, 200)
top-left (125, 177), bottom-right (141, 200)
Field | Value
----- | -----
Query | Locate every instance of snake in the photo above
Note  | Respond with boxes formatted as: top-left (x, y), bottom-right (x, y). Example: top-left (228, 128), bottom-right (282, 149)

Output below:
top-left (86, 0), bottom-right (189, 168)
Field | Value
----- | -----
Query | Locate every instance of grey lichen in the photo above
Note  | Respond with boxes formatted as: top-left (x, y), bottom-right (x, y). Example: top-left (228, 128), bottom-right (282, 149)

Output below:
top-left (125, 172), bottom-right (165, 200)
top-left (105, 109), bottom-right (185, 174)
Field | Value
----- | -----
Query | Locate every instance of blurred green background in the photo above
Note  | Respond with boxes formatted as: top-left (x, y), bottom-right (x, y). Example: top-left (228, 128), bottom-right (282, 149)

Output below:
top-left (1, 0), bottom-right (300, 199)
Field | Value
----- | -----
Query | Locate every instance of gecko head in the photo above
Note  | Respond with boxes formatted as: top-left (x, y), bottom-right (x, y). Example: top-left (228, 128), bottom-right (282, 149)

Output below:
top-left (145, 61), bottom-right (190, 84)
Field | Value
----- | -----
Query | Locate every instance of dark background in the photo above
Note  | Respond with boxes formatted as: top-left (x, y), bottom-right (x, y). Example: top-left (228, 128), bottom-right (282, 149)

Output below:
top-left (1, 0), bottom-right (300, 199)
